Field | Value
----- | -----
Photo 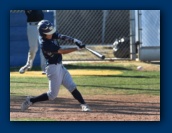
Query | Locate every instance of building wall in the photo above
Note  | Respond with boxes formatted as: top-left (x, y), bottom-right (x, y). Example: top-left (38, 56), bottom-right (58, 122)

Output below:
top-left (10, 12), bottom-right (54, 67)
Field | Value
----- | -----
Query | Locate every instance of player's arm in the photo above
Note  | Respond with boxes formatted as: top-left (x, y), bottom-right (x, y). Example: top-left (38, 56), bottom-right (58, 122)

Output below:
top-left (45, 40), bottom-right (80, 55)
top-left (44, 47), bottom-right (78, 55)
top-left (53, 33), bottom-right (75, 43)
top-left (57, 47), bottom-right (79, 54)
top-left (53, 33), bottom-right (85, 48)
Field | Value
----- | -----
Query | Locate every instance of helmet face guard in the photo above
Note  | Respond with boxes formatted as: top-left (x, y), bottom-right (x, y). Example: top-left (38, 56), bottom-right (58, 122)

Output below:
top-left (37, 20), bottom-right (56, 36)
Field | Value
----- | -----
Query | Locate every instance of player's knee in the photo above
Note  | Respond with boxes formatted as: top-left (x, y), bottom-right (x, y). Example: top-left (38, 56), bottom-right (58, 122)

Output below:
top-left (48, 95), bottom-right (56, 100)
top-left (64, 83), bottom-right (76, 93)
top-left (47, 92), bottom-right (57, 100)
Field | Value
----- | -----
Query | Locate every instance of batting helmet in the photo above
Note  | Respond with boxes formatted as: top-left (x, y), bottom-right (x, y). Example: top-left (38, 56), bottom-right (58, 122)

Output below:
top-left (37, 20), bottom-right (56, 36)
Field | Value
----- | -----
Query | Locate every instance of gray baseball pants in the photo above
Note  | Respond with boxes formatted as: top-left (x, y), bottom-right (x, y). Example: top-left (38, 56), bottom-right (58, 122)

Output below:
top-left (46, 64), bottom-right (76, 100)
top-left (26, 23), bottom-right (46, 71)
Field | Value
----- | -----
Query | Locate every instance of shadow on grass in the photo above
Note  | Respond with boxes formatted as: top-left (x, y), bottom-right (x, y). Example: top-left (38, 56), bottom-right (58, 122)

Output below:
top-left (10, 64), bottom-right (132, 72)
top-left (64, 64), bottom-right (131, 71)
top-left (95, 75), bottom-right (150, 78)
top-left (77, 84), bottom-right (160, 92)
top-left (10, 80), bottom-right (47, 85)
top-left (10, 66), bottom-right (42, 72)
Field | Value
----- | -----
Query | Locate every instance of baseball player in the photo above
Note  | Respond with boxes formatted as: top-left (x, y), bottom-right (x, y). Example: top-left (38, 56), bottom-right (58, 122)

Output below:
top-left (21, 20), bottom-right (91, 112)
top-left (19, 10), bottom-right (46, 74)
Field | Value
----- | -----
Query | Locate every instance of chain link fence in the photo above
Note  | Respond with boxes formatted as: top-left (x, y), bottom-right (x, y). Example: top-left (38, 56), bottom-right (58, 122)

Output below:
top-left (10, 10), bottom-right (160, 63)
top-left (55, 10), bottom-right (130, 60)
top-left (10, 10), bottom-right (131, 62)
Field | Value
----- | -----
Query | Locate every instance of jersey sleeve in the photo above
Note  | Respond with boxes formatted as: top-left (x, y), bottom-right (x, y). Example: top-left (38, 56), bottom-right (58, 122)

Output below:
top-left (52, 33), bottom-right (75, 43)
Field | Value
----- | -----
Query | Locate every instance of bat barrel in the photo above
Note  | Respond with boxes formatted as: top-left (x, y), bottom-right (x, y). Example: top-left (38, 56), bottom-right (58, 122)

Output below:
top-left (85, 47), bottom-right (105, 60)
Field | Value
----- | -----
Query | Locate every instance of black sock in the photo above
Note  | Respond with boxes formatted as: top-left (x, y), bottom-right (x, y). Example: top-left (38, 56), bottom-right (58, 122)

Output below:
top-left (71, 89), bottom-right (86, 104)
top-left (30, 93), bottom-right (49, 104)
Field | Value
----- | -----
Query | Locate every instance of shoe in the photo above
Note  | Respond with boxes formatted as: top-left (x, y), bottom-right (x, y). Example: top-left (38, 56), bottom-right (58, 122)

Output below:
top-left (19, 65), bottom-right (29, 74)
top-left (42, 71), bottom-right (46, 75)
top-left (81, 104), bottom-right (91, 112)
top-left (21, 96), bottom-right (32, 111)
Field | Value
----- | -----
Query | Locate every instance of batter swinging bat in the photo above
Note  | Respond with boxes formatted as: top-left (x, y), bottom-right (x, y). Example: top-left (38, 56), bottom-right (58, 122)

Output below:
top-left (85, 47), bottom-right (105, 60)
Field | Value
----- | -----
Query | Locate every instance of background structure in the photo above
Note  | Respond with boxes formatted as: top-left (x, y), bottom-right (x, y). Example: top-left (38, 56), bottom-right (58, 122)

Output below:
top-left (10, 10), bottom-right (160, 67)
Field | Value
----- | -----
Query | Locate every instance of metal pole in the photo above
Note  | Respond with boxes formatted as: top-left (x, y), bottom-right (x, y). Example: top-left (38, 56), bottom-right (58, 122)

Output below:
top-left (129, 10), bottom-right (136, 60)
top-left (102, 10), bottom-right (108, 44)
top-left (53, 10), bottom-right (56, 27)
top-left (138, 10), bottom-right (142, 60)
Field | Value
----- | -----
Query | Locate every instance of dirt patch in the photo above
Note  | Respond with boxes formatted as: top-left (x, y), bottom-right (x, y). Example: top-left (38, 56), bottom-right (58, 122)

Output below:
top-left (10, 94), bottom-right (160, 121)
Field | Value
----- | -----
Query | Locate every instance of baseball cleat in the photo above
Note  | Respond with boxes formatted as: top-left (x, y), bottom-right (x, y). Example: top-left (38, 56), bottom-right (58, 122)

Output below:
top-left (19, 65), bottom-right (29, 74)
top-left (42, 71), bottom-right (46, 75)
top-left (81, 104), bottom-right (91, 112)
top-left (21, 96), bottom-right (32, 111)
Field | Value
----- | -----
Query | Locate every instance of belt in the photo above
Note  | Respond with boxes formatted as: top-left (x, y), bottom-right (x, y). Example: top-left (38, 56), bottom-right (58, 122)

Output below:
top-left (28, 22), bottom-right (38, 25)
top-left (47, 62), bottom-right (62, 65)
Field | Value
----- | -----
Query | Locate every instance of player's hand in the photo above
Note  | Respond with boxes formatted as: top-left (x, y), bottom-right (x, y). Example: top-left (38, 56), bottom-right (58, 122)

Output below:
top-left (76, 44), bottom-right (85, 50)
top-left (74, 39), bottom-right (85, 49)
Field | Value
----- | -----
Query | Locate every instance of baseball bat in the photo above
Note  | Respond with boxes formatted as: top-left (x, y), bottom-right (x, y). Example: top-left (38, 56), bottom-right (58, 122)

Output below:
top-left (85, 47), bottom-right (105, 60)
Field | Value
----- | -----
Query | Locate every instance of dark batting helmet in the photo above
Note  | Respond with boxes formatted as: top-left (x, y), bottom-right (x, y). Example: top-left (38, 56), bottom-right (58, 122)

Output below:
top-left (37, 20), bottom-right (56, 36)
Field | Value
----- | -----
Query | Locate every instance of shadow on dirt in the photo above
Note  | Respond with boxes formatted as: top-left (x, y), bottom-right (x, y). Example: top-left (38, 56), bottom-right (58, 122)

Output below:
top-left (10, 95), bottom-right (160, 116)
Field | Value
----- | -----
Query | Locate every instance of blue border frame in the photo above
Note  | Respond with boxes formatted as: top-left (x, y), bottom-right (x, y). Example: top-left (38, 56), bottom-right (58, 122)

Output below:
top-left (2, 0), bottom-right (171, 133)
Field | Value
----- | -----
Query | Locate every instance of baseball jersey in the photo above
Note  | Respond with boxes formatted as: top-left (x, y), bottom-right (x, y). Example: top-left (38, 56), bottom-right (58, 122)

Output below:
top-left (40, 33), bottom-right (75, 65)
top-left (25, 10), bottom-right (44, 22)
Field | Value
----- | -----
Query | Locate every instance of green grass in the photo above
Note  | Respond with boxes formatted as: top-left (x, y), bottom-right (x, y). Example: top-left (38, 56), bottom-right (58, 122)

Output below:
top-left (10, 62), bottom-right (160, 96)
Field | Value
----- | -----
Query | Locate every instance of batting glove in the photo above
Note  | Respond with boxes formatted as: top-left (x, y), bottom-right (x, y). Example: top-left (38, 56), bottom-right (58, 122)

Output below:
top-left (74, 39), bottom-right (85, 48)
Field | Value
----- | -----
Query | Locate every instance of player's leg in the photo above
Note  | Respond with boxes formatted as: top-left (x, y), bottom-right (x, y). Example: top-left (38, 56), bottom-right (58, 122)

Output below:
top-left (21, 64), bottom-right (62, 111)
top-left (61, 65), bottom-right (91, 111)
top-left (19, 24), bottom-right (38, 74)
top-left (26, 24), bottom-right (38, 69)
top-left (21, 93), bottom-right (48, 111)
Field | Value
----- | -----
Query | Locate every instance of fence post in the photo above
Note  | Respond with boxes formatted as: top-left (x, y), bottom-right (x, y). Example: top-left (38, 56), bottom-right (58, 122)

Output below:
top-left (129, 10), bottom-right (136, 60)
top-left (102, 10), bottom-right (108, 44)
